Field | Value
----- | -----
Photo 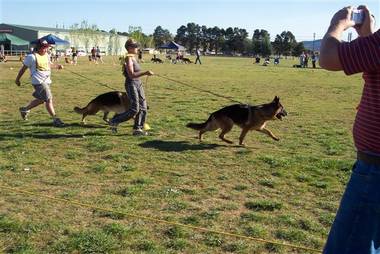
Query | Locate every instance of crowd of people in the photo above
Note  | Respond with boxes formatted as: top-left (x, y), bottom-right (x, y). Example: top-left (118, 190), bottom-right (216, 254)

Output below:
top-left (299, 51), bottom-right (318, 68)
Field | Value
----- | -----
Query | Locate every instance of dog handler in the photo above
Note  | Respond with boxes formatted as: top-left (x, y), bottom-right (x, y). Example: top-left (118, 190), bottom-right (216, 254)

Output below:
top-left (320, 5), bottom-right (380, 253)
top-left (109, 39), bottom-right (154, 135)
top-left (15, 39), bottom-right (65, 127)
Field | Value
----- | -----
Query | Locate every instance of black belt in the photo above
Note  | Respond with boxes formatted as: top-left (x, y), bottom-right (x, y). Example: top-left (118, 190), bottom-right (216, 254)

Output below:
top-left (357, 151), bottom-right (380, 167)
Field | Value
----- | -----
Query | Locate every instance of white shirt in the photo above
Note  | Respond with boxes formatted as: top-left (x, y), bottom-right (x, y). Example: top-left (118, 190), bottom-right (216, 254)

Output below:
top-left (23, 53), bottom-right (52, 85)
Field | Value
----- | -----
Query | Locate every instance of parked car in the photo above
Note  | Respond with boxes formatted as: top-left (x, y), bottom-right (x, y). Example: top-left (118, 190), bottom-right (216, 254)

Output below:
top-left (77, 49), bottom-right (86, 56)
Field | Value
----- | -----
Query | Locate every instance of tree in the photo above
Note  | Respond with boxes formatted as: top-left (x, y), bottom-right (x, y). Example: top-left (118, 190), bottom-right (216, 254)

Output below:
top-left (261, 35), bottom-right (272, 57)
top-left (69, 20), bottom-right (102, 52)
top-left (210, 27), bottom-right (225, 54)
top-left (224, 27), bottom-right (248, 54)
top-left (292, 42), bottom-right (306, 57)
top-left (200, 25), bottom-right (210, 52)
top-left (108, 28), bottom-right (120, 55)
top-left (69, 23), bottom-right (80, 47)
top-left (252, 29), bottom-right (271, 56)
top-left (153, 26), bottom-right (172, 47)
top-left (174, 25), bottom-right (188, 48)
top-left (223, 27), bottom-right (234, 53)
top-left (186, 22), bottom-right (201, 53)
top-left (128, 26), bottom-right (153, 48)
top-left (272, 31), bottom-right (297, 57)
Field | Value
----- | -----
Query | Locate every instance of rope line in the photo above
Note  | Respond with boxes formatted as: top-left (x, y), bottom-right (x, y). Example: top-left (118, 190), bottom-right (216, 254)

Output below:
top-left (156, 74), bottom-right (243, 104)
top-left (63, 67), bottom-right (119, 91)
top-left (62, 67), bottom-right (243, 105)
top-left (0, 184), bottom-right (321, 253)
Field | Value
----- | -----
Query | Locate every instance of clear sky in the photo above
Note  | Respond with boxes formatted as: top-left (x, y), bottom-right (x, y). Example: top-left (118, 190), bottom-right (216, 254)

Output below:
top-left (1, 0), bottom-right (379, 41)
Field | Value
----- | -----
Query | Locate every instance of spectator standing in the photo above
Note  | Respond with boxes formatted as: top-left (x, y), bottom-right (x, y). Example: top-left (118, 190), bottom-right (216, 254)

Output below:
top-left (311, 53), bottom-right (317, 68)
top-left (304, 53), bottom-right (309, 68)
top-left (96, 46), bottom-right (103, 63)
top-left (299, 52), bottom-right (306, 67)
top-left (72, 47), bottom-right (78, 65)
top-left (91, 47), bottom-right (97, 63)
top-left (319, 5), bottom-right (380, 254)
top-left (195, 48), bottom-right (202, 64)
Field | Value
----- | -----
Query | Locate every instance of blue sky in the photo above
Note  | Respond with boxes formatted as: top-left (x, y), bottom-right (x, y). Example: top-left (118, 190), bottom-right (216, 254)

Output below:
top-left (1, 0), bottom-right (379, 41)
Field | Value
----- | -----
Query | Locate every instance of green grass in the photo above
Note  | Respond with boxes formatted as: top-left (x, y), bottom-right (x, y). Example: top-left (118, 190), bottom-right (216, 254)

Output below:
top-left (0, 55), bottom-right (361, 253)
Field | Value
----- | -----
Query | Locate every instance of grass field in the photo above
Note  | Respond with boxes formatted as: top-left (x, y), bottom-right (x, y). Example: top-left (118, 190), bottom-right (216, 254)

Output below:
top-left (0, 55), bottom-right (363, 253)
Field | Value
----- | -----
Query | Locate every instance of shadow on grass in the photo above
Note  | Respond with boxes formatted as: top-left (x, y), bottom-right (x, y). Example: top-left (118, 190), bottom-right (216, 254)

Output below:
top-left (26, 122), bottom-right (105, 128)
top-left (0, 131), bottom-right (121, 140)
top-left (139, 140), bottom-right (225, 152)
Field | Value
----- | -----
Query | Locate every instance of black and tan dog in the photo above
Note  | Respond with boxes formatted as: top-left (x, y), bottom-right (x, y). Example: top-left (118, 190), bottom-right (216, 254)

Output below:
top-left (186, 96), bottom-right (287, 146)
top-left (182, 57), bottom-right (192, 64)
top-left (151, 57), bottom-right (163, 63)
top-left (74, 91), bottom-right (130, 124)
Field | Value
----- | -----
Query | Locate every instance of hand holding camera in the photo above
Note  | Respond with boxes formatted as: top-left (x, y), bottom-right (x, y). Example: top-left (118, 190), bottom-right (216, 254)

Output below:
top-left (351, 9), bottom-right (364, 24)
top-left (352, 5), bottom-right (375, 37)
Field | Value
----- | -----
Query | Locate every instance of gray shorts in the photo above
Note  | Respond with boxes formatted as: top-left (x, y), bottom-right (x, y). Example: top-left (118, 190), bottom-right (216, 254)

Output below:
top-left (32, 83), bottom-right (52, 101)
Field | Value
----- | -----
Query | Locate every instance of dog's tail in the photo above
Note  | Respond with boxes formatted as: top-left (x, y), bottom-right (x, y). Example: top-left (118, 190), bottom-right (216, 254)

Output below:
top-left (186, 122), bottom-right (207, 130)
top-left (73, 106), bottom-right (87, 114)
top-left (186, 115), bottom-right (212, 130)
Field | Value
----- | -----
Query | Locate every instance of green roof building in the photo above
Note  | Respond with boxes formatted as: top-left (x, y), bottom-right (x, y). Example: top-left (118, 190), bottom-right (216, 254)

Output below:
top-left (0, 23), bottom-right (128, 55)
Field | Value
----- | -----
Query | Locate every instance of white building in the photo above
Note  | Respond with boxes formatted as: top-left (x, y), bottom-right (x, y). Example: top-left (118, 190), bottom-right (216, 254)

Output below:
top-left (0, 23), bottom-right (128, 55)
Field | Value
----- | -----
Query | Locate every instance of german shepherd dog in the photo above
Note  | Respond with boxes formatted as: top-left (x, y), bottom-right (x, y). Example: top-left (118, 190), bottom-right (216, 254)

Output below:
top-left (151, 57), bottom-right (163, 63)
top-left (74, 91), bottom-right (130, 124)
top-left (186, 96), bottom-right (287, 146)
top-left (182, 57), bottom-right (192, 64)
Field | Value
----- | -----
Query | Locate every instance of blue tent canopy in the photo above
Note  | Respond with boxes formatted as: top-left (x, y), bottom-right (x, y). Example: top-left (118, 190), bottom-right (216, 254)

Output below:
top-left (158, 41), bottom-right (185, 50)
top-left (31, 34), bottom-right (70, 45)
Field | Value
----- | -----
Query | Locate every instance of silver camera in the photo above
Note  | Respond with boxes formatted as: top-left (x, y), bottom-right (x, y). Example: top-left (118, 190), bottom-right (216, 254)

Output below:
top-left (351, 9), bottom-right (365, 24)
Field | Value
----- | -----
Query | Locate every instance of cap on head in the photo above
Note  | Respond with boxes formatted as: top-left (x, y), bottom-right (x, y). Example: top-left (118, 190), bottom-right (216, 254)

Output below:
top-left (125, 39), bottom-right (140, 49)
top-left (38, 39), bottom-right (49, 49)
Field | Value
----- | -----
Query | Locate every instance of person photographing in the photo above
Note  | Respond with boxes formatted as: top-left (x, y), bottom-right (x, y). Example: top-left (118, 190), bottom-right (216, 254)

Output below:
top-left (15, 39), bottom-right (65, 127)
top-left (320, 5), bottom-right (380, 254)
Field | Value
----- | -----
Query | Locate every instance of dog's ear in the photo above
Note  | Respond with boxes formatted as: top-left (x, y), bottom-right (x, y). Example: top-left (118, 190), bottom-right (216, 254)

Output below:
top-left (273, 96), bottom-right (280, 102)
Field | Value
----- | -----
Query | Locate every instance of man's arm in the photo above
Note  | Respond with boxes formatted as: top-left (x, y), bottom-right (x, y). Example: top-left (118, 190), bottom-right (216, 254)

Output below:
top-left (319, 7), bottom-right (355, 71)
top-left (15, 65), bottom-right (28, 86)
top-left (320, 6), bottom-right (376, 72)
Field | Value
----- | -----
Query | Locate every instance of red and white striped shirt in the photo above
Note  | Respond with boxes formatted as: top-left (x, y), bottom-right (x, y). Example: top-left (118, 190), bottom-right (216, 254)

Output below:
top-left (339, 30), bottom-right (380, 155)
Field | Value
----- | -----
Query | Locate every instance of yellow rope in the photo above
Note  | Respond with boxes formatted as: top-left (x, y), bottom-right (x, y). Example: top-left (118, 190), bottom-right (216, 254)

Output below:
top-left (0, 184), bottom-right (321, 253)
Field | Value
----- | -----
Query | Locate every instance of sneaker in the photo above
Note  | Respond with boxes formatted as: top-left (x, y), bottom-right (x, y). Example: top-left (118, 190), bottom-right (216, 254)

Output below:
top-left (109, 121), bottom-right (118, 133)
top-left (133, 129), bottom-right (148, 136)
top-left (52, 117), bottom-right (65, 127)
top-left (19, 107), bottom-right (30, 120)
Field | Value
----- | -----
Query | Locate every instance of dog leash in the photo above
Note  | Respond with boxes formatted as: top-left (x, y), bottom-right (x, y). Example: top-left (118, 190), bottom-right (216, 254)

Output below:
top-left (155, 74), bottom-right (243, 104)
top-left (63, 67), bottom-right (119, 91)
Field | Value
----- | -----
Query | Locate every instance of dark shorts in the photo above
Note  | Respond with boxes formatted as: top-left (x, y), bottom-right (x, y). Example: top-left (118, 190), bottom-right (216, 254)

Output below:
top-left (32, 83), bottom-right (52, 102)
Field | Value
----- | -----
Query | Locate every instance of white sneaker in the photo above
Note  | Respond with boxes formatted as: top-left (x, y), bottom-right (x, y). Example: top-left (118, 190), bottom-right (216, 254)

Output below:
top-left (133, 129), bottom-right (148, 136)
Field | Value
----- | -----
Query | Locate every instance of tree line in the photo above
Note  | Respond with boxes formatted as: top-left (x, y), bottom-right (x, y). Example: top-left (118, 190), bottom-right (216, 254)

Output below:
top-left (152, 23), bottom-right (307, 57)
top-left (69, 21), bottom-right (307, 57)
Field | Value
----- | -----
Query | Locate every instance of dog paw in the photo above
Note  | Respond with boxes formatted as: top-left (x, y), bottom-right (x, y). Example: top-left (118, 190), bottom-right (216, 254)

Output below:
top-left (274, 137), bottom-right (280, 141)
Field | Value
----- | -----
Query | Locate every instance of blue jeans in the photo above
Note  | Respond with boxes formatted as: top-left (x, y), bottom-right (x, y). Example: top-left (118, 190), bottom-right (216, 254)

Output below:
top-left (323, 160), bottom-right (380, 254)
top-left (110, 80), bottom-right (147, 130)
